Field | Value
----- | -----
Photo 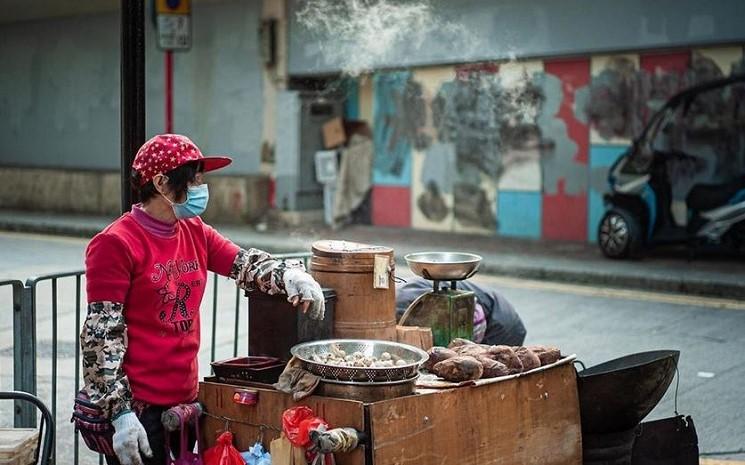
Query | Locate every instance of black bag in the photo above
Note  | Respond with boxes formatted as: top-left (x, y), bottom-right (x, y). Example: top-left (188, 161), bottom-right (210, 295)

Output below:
top-left (631, 415), bottom-right (699, 465)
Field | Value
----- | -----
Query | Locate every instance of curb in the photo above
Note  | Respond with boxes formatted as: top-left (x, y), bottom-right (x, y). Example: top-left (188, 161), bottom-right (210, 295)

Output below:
top-left (477, 262), bottom-right (745, 301)
top-left (0, 219), bottom-right (104, 239)
top-left (1, 219), bottom-right (742, 301)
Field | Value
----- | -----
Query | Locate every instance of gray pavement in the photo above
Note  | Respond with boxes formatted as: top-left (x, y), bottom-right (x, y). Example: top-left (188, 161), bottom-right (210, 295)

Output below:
top-left (0, 232), bottom-right (744, 461)
top-left (1, 208), bottom-right (745, 299)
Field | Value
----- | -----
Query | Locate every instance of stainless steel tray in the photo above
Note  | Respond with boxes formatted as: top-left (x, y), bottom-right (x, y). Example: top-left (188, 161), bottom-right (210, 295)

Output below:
top-left (291, 339), bottom-right (429, 382)
top-left (404, 252), bottom-right (482, 281)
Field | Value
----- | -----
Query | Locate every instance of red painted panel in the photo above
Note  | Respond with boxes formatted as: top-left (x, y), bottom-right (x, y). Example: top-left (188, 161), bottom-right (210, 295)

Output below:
top-left (372, 186), bottom-right (411, 227)
top-left (542, 179), bottom-right (588, 241)
top-left (542, 58), bottom-right (590, 241)
top-left (455, 62), bottom-right (499, 81)
top-left (640, 51), bottom-right (690, 75)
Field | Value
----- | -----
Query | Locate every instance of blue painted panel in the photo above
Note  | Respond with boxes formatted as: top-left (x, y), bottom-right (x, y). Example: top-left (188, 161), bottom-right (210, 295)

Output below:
top-left (372, 72), bottom-right (412, 186)
top-left (343, 78), bottom-right (359, 120)
top-left (588, 145), bottom-right (628, 242)
top-left (497, 191), bottom-right (542, 239)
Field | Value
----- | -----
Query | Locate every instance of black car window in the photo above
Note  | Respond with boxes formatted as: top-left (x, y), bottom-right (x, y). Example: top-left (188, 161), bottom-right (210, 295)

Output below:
top-left (680, 82), bottom-right (745, 183)
top-left (651, 105), bottom-right (685, 154)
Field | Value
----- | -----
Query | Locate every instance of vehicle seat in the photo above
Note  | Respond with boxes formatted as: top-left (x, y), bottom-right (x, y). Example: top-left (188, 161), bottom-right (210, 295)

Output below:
top-left (686, 177), bottom-right (745, 212)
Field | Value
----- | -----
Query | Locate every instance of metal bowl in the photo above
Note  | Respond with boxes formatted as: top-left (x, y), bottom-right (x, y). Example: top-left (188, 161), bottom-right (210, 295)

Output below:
top-left (291, 339), bottom-right (429, 382)
top-left (404, 252), bottom-right (482, 281)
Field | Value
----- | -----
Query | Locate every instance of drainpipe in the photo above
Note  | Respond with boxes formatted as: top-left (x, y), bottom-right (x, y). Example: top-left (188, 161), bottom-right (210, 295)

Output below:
top-left (121, 0), bottom-right (146, 213)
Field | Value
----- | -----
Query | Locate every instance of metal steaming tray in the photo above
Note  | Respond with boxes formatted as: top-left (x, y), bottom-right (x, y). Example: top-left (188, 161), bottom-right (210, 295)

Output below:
top-left (291, 339), bottom-right (429, 383)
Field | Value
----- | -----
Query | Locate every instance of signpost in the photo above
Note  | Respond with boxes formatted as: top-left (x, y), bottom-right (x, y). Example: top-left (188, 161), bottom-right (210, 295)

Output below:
top-left (156, 0), bottom-right (192, 51)
top-left (155, 0), bottom-right (191, 133)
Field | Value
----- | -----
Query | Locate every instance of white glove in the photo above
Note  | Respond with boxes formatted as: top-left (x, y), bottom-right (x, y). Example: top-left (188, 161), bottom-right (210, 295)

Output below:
top-left (112, 411), bottom-right (152, 465)
top-left (283, 268), bottom-right (326, 320)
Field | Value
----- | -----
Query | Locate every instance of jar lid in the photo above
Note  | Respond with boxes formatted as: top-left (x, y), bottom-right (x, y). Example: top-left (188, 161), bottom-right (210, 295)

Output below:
top-left (311, 240), bottom-right (393, 258)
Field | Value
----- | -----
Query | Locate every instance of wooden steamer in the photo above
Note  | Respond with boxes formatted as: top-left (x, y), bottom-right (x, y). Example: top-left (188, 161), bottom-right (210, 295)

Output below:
top-left (310, 240), bottom-right (397, 341)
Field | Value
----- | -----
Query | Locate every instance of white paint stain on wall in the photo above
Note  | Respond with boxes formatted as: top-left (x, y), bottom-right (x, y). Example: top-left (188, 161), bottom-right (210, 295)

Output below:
top-left (497, 60), bottom-right (544, 192)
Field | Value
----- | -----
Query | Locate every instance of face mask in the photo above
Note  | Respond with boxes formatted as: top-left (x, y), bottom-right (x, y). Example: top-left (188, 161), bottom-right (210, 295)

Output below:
top-left (166, 184), bottom-right (209, 219)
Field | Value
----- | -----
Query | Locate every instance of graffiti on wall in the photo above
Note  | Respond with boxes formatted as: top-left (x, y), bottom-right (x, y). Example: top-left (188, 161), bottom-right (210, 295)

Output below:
top-left (372, 61), bottom-right (591, 232)
top-left (370, 45), bottom-right (745, 240)
top-left (372, 64), bottom-right (549, 231)
top-left (586, 51), bottom-right (745, 142)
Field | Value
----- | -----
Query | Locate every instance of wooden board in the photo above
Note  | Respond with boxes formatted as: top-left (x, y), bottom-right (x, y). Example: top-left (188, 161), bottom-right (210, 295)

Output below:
top-left (0, 428), bottom-right (38, 465)
top-left (367, 363), bottom-right (582, 465)
top-left (396, 325), bottom-right (433, 351)
top-left (199, 381), bottom-right (367, 465)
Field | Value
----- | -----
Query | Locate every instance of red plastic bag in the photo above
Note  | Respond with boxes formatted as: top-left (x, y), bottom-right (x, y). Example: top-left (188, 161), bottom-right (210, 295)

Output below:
top-left (282, 406), bottom-right (329, 448)
top-left (203, 431), bottom-right (244, 465)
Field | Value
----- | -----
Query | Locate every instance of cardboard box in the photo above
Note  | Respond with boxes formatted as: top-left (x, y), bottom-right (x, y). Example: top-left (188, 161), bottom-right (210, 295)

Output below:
top-left (322, 117), bottom-right (346, 148)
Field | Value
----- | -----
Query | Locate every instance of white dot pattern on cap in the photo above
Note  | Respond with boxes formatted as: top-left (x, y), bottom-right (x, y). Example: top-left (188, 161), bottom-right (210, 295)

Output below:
top-left (132, 134), bottom-right (204, 185)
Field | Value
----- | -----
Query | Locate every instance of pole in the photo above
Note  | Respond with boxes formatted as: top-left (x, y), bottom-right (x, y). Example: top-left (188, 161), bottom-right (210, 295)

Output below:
top-left (121, 0), bottom-right (146, 214)
top-left (13, 283), bottom-right (36, 427)
top-left (165, 50), bottom-right (173, 133)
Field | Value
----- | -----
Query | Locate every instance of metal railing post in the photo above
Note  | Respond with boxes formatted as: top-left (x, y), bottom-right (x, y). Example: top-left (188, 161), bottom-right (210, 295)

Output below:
top-left (13, 283), bottom-right (37, 427)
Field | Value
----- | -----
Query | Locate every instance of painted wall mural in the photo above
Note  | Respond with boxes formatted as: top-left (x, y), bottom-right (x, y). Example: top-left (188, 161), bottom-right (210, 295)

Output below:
top-left (366, 44), bottom-right (745, 241)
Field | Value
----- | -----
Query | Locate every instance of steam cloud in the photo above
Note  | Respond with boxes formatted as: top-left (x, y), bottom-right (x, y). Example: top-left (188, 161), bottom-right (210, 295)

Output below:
top-left (296, 0), bottom-right (482, 76)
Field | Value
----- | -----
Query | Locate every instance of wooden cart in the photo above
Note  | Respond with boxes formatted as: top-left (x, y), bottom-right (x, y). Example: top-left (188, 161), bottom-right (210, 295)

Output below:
top-left (199, 358), bottom-right (582, 465)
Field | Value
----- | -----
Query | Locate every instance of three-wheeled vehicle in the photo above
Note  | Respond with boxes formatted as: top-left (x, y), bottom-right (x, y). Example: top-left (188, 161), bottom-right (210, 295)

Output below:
top-left (599, 75), bottom-right (745, 258)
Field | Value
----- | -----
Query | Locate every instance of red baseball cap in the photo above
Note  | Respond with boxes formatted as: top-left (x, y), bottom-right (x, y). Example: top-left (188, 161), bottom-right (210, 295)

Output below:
top-left (132, 134), bottom-right (232, 185)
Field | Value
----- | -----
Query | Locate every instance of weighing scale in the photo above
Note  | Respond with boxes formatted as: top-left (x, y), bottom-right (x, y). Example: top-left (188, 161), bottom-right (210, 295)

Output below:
top-left (398, 252), bottom-right (482, 347)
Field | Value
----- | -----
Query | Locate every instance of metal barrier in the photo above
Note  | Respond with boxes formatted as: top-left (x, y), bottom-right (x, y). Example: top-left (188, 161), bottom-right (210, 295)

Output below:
top-left (7, 251), bottom-right (311, 465)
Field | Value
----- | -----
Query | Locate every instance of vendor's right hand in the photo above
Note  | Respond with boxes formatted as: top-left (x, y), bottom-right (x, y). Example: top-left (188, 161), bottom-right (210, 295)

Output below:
top-left (112, 411), bottom-right (152, 465)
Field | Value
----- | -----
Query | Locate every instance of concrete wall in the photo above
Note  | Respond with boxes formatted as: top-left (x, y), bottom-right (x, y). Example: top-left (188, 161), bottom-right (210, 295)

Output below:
top-left (287, 0), bottom-right (745, 75)
top-left (0, 0), bottom-right (264, 174)
top-left (0, 166), bottom-right (270, 223)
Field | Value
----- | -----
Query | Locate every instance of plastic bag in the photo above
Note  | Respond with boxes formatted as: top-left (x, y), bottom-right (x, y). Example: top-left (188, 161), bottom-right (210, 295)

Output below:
top-left (241, 441), bottom-right (271, 465)
top-left (203, 431), bottom-right (245, 465)
top-left (282, 406), bottom-right (329, 448)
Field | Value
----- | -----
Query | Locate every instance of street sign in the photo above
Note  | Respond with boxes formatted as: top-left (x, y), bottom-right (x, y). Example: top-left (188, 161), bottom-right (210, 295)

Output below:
top-left (156, 0), bottom-right (191, 51)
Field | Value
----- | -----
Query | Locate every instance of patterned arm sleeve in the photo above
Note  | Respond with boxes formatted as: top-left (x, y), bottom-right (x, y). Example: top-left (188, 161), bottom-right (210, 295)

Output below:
top-left (79, 301), bottom-right (132, 419)
top-left (229, 248), bottom-right (305, 295)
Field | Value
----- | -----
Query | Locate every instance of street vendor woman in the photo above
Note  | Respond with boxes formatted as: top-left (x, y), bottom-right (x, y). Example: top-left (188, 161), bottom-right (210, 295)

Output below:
top-left (76, 134), bottom-right (326, 465)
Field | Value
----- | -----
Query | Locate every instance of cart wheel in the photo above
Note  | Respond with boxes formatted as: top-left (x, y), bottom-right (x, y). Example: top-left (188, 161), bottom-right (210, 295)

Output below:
top-left (598, 209), bottom-right (642, 259)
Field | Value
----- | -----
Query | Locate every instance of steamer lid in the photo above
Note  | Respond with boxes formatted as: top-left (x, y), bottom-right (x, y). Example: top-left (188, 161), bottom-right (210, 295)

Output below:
top-left (311, 240), bottom-right (393, 258)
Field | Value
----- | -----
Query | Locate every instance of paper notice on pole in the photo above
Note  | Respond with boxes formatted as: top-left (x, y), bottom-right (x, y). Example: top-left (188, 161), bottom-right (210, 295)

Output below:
top-left (373, 255), bottom-right (390, 289)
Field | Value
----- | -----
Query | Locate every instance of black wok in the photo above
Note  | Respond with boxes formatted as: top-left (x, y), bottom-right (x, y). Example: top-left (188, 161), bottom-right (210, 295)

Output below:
top-left (577, 350), bottom-right (679, 434)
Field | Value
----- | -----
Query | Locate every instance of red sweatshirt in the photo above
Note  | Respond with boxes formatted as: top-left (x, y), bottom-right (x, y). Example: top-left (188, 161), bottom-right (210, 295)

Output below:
top-left (85, 213), bottom-right (239, 406)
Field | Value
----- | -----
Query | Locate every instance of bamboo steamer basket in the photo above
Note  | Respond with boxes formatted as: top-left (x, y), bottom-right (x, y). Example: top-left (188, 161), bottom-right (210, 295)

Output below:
top-left (310, 240), bottom-right (397, 341)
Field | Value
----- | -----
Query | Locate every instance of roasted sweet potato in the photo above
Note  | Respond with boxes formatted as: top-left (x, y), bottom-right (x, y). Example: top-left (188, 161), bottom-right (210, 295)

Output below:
top-left (528, 345), bottom-right (562, 366)
top-left (423, 347), bottom-right (457, 372)
top-left (447, 338), bottom-right (476, 349)
top-left (432, 355), bottom-right (484, 382)
top-left (453, 344), bottom-right (489, 358)
top-left (475, 355), bottom-right (510, 378)
top-left (486, 345), bottom-right (523, 374)
top-left (514, 346), bottom-right (541, 371)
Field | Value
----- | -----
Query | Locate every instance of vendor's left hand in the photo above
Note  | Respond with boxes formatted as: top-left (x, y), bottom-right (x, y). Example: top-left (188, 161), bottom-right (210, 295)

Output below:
top-left (283, 269), bottom-right (325, 320)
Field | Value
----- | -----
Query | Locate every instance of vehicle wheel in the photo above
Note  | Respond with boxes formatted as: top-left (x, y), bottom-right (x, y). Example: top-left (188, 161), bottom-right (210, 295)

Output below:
top-left (598, 209), bottom-right (643, 259)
